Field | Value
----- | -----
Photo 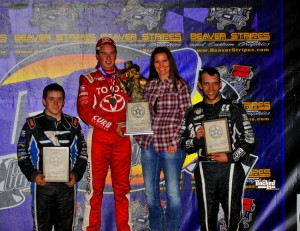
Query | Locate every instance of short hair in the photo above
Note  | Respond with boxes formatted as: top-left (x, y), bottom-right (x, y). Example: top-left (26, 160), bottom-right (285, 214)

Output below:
top-left (198, 67), bottom-right (221, 83)
top-left (43, 83), bottom-right (65, 100)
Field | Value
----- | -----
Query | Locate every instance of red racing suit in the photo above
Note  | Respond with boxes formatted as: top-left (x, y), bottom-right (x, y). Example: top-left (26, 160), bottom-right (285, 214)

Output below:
top-left (77, 66), bottom-right (132, 231)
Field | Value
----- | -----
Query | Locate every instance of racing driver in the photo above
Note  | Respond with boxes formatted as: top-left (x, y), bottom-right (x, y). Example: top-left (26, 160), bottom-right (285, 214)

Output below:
top-left (179, 67), bottom-right (256, 231)
top-left (77, 37), bottom-right (131, 231)
top-left (17, 83), bottom-right (87, 231)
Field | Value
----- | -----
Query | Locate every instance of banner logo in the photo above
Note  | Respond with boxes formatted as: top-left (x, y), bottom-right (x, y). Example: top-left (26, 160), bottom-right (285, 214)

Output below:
top-left (0, 155), bottom-right (30, 210)
top-left (207, 7), bottom-right (252, 30)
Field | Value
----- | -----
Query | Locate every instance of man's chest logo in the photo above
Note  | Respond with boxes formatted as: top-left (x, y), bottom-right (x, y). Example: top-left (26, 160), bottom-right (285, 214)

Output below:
top-left (100, 94), bottom-right (125, 112)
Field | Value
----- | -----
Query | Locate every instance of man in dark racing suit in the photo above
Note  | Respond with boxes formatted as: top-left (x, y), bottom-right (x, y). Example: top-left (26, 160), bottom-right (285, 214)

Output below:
top-left (17, 83), bottom-right (88, 231)
top-left (179, 67), bottom-right (255, 231)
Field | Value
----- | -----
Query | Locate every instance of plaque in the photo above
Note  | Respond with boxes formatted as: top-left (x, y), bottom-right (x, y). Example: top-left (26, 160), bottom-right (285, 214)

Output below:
top-left (118, 61), bottom-right (153, 135)
top-left (43, 147), bottom-right (69, 182)
top-left (124, 101), bottom-right (153, 135)
top-left (202, 118), bottom-right (232, 154)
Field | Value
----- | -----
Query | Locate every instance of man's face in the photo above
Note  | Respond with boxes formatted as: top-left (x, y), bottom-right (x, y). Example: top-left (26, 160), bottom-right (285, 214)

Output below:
top-left (42, 91), bottom-right (64, 120)
top-left (198, 73), bottom-right (222, 104)
top-left (96, 44), bottom-right (117, 70)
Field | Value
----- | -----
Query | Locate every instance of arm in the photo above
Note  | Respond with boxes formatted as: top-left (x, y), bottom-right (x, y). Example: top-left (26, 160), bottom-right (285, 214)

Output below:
top-left (178, 108), bottom-right (204, 154)
top-left (228, 102), bottom-right (256, 163)
top-left (77, 74), bottom-right (118, 132)
top-left (69, 122), bottom-right (88, 182)
top-left (17, 122), bottom-right (41, 182)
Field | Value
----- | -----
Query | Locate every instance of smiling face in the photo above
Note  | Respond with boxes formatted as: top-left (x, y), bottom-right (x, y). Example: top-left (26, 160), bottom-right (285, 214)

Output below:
top-left (96, 44), bottom-right (117, 70)
top-left (42, 90), bottom-right (65, 120)
top-left (198, 72), bottom-right (222, 104)
top-left (153, 52), bottom-right (170, 80)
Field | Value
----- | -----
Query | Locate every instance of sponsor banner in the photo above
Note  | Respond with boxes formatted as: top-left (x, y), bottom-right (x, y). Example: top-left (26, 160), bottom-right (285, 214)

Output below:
top-left (0, 0), bottom-right (284, 230)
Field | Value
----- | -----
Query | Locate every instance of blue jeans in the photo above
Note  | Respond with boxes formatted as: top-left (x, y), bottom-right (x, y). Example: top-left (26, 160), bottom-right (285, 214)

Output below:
top-left (141, 143), bottom-right (186, 231)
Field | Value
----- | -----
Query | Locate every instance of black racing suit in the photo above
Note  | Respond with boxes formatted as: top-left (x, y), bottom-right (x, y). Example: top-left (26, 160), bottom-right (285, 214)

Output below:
top-left (17, 112), bottom-right (88, 231)
top-left (179, 98), bottom-right (255, 231)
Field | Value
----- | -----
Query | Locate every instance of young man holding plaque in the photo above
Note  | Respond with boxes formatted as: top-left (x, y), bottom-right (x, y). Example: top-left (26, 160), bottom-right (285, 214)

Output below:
top-left (179, 67), bottom-right (256, 231)
top-left (77, 37), bottom-right (132, 231)
top-left (17, 83), bottom-right (88, 231)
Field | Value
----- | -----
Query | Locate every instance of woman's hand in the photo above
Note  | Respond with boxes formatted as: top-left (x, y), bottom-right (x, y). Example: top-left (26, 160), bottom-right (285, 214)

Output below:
top-left (167, 145), bottom-right (177, 154)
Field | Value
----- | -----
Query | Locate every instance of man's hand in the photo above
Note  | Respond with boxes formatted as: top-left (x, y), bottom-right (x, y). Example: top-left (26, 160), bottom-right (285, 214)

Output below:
top-left (35, 173), bottom-right (48, 186)
top-left (207, 153), bottom-right (228, 162)
top-left (116, 122), bottom-right (127, 137)
top-left (167, 145), bottom-right (177, 154)
top-left (196, 126), bottom-right (205, 139)
top-left (66, 173), bottom-right (76, 187)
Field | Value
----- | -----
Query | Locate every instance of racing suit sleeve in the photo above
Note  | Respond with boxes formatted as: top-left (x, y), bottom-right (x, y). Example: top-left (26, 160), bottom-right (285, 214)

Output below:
top-left (71, 123), bottom-right (88, 182)
top-left (170, 81), bottom-right (192, 148)
top-left (228, 102), bottom-right (256, 163)
top-left (17, 122), bottom-right (41, 182)
top-left (179, 108), bottom-right (204, 154)
top-left (77, 74), bottom-right (118, 132)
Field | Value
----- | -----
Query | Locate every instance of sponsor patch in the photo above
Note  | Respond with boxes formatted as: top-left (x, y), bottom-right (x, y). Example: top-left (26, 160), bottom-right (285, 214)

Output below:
top-left (28, 118), bottom-right (35, 128)
top-left (79, 92), bottom-right (88, 96)
top-left (73, 118), bottom-right (78, 126)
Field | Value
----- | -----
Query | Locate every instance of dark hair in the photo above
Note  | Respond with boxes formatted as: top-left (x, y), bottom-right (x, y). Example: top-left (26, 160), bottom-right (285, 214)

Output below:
top-left (198, 67), bottom-right (221, 83)
top-left (149, 47), bottom-right (187, 92)
top-left (43, 83), bottom-right (65, 100)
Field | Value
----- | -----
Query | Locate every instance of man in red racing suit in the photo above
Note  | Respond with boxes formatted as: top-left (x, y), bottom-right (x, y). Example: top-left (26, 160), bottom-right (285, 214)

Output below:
top-left (77, 37), bottom-right (132, 231)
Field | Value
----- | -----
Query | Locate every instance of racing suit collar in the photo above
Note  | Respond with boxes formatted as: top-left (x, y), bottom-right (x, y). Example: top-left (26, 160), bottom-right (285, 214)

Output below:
top-left (203, 96), bottom-right (224, 107)
top-left (43, 112), bottom-right (71, 130)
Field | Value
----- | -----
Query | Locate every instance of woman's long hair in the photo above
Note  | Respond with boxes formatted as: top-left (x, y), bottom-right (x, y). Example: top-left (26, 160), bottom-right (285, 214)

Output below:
top-left (148, 47), bottom-right (188, 92)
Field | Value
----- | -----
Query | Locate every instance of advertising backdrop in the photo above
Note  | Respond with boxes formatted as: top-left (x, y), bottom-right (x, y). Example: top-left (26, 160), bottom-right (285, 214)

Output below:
top-left (0, 0), bottom-right (285, 230)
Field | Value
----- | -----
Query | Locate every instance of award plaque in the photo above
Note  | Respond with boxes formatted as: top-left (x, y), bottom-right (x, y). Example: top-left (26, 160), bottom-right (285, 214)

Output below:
top-left (124, 101), bottom-right (153, 135)
top-left (202, 118), bottom-right (232, 154)
top-left (43, 147), bottom-right (69, 182)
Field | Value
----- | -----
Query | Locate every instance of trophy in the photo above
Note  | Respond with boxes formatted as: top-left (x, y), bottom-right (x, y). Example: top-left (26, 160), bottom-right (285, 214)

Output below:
top-left (118, 61), bottom-right (153, 135)
top-left (202, 118), bottom-right (232, 154)
top-left (43, 147), bottom-right (70, 182)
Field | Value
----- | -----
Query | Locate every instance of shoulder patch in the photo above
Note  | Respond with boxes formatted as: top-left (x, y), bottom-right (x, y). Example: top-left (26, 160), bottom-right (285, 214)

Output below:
top-left (63, 114), bottom-right (79, 129)
top-left (26, 113), bottom-right (45, 129)
top-left (82, 70), bottom-right (97, 83)
top-left (27, 118), bottom-right (35, 128)
top-left (73, 118), bottom-right (78, 127)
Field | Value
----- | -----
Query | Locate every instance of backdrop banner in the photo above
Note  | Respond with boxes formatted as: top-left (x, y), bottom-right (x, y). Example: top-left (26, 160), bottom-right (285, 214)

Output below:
top-left (0, 1), bottom-right (284, 230)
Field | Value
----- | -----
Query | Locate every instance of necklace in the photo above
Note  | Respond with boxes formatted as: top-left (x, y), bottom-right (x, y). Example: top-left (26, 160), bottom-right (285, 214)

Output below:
top-left (97, 63), bottom-right (117, 106)
top-left (108, 76), bottom-right (117, 106)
